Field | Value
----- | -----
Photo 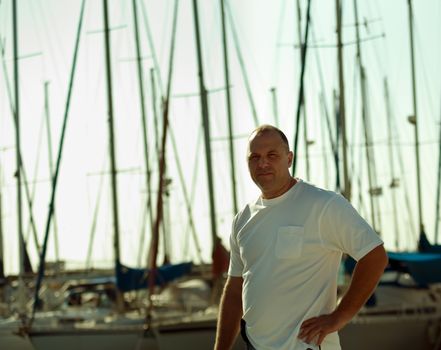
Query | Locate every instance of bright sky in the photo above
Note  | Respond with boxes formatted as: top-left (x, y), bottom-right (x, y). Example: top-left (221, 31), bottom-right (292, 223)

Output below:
top-left (0, 0), bottom-right (440, 274)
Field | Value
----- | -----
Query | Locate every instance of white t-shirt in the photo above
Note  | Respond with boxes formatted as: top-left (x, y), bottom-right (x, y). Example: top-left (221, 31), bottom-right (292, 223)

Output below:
top-left (228, 180), bottom-right (383, 350)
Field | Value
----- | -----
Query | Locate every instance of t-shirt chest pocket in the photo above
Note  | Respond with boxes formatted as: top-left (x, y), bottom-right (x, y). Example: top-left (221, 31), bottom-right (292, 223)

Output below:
top-left (275, 226), bottom-right (305, 259)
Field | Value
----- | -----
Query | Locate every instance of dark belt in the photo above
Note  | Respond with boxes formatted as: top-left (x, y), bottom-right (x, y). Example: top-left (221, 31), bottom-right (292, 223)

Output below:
top-left (240, 319), bottom-right (321, 350)
top-left (240, 319), bottom-right (256, 350)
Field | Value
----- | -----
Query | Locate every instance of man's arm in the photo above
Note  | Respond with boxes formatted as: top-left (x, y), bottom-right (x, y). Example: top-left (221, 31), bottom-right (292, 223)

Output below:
top-left (298, 244), bottom-right (388, 345)
top-left (214, 276), bottom-right (243, 350)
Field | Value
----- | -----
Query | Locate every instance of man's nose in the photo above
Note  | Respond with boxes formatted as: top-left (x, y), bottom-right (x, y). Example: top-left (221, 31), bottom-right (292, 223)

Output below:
top-left (257, 157), bottom-right (269, 168)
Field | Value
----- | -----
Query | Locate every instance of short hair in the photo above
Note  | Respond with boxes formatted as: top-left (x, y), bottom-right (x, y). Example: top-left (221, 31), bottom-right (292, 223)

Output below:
top-left (249, 124), bottom-right (290, 150)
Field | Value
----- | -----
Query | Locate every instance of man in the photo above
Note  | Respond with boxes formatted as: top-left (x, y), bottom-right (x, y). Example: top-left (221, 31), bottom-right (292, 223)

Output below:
top-left (214, 125), bottom-right (388, 350)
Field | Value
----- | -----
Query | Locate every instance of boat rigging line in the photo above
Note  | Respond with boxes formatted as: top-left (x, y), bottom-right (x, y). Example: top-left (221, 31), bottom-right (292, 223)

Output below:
top-left (44, 82), bottom-right (60, 265)
top-left (86, 156), bottom-right (107, 270)
top-left (225, 0), bottom-right (260, 127)
top-left (291, 0), bottom-right (312, 175)
top-left (132, 0), bottom-right (155, 270)
top-left (220, 0), bottom-right (238, 215)
top-left (29, 0), bottom-right (86, 330)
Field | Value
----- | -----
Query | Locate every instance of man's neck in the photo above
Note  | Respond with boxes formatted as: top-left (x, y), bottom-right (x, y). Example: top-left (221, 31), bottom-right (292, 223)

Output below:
top-left (261, 177), bottom-right (297, 199)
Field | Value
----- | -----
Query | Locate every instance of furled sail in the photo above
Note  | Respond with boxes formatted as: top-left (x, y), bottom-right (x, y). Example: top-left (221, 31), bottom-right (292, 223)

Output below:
top-left (115, 261), bottom-right (192, 292)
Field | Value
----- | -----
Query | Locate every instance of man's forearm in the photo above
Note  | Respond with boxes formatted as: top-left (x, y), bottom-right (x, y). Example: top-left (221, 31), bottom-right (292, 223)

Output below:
top-left (334, 245), bottom-right (388, 323)
top-left (214, 283), bottom-right (243, 350)
top-left (298, 245), bottom-right (388, 345)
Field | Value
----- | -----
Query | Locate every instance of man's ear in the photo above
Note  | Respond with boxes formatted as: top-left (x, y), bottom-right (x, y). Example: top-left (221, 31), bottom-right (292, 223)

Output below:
top-left (287, 151), bottom-right (294, 167)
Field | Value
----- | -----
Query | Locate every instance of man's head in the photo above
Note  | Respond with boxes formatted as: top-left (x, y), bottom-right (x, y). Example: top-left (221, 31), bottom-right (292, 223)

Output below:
top-left (247, 125), bottom-right (293, 199)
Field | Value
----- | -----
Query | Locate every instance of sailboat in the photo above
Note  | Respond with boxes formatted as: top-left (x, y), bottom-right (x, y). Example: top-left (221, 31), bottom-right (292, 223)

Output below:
top-left (338, 0), bottom-right (441, 348)
top-left (0, 1), bottom-right (199, 349)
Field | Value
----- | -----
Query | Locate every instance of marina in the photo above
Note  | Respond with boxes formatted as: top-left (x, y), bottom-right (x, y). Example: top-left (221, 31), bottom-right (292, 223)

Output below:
top-left (1, 0), bottom-right (441, 349)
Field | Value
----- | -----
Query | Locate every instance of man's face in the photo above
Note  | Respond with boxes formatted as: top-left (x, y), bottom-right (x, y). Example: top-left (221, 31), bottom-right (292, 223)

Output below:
top-left (247, 130), bottom-right (293, 197)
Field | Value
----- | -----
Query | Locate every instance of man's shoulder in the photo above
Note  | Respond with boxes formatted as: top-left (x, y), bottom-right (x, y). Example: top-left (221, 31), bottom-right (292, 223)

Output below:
top-left (301, 183), bottom-right (357, 220)
top-left (297, 181), bottom-right (339, 205)
top-left (232, 203), bottom-right (252, 229)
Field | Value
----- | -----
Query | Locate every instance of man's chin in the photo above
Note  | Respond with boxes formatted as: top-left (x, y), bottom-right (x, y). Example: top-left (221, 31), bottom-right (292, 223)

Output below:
top-left (254, 179), bottom-right (274, 190)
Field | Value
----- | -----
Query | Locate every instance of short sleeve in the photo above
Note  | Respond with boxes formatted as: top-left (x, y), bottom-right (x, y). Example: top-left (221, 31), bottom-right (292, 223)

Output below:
top-left (227, 216), bottom-right (244, 277)
top-left (318, 194), bottom-right (383, 261)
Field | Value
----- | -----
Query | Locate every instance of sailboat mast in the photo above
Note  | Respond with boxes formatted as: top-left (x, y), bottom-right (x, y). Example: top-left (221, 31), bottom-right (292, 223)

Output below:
top-left (296, 0), bottom-right (310, 180)
top-left (31, 0), bottom-right (86, 326)
top-left (318, 93), bottom-right (330, 190)
top-left (132, 0), bottom-right (154, 259)
top-left (384, 78), bottom-right (400, 249)
top-left (192, 0), bottom-right (218, 247)
top-left (353, 0), bottom-right (378, 232)
top-left (147, 0), bottom-right (179, 317)
top-left (434, 115), bottom-right (441, 244)
top-left (335, 0), bottom-right (350, 201)
top-left (0, 39), bottom-right (12, 282)
top-left (333, 89), bottom-right (341, 191)
top-left (150, 69), bottom-right (160, 155)
top-left (220, 0), bottom-right (238, 215)
top-left (291, 0), bottom-right (311, 174)
top-left (270, 87), bottom-right (279, 127)
top-left (407, 0), bottom-right (425, 237)
top-left (102, 0), bottom-right (121, 265)
top-left (435, 103), bottom-right (441, 243)
top-left (12, 0), bottom-right (26, 316)
top-left (44, 81), bottom-right (60, 263)
top-left (0, 183), bottom-right (4, 280)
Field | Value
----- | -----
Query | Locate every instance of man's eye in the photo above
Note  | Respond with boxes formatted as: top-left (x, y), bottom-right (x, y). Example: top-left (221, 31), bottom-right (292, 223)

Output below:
top-left (268, 154), bottom-right (277, 158)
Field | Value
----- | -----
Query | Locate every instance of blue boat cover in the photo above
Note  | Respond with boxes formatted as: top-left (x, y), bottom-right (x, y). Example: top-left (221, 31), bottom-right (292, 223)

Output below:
top-left (418, 232), bottom-right (441, 253)
top-left (388, 251), bottom-right (441, 286)
top-left (115, 261), bottom-right (193, 292)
